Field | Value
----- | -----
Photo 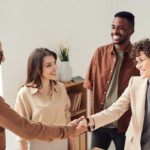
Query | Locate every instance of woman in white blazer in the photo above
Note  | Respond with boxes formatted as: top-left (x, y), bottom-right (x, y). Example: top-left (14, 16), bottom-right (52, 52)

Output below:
top-left (77, 38), bottom-right (150, 150)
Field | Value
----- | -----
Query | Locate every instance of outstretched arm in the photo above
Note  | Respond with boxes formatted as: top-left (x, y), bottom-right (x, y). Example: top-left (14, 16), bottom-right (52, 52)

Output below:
top-left (77, 77), bottom-right (133, 130)
top-left (0, 96), bottom-right (78, 142)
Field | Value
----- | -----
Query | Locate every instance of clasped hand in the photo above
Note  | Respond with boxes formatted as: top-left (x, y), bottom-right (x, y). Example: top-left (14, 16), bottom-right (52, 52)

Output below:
top-left (70, 116), bottom-right (88, 138)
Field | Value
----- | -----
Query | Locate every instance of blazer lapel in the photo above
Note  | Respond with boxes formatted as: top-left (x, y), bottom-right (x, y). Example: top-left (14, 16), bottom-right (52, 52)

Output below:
top-left (135, 78), bottom-right (148, 131)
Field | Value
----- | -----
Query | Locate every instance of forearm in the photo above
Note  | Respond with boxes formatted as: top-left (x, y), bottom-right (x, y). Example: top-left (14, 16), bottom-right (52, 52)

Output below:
top-left (91, 91), bottom-right (130, 129)
top-left (91, 77), bottom-right (133, 130)
top-left (68, 137), bottom-right (76, 150)
top-left (67, 120), bottom-right (76, 149)
top-left (0, 97), bottom-right (75, 142)
top-left (18, 141), bottom-right (27, 150)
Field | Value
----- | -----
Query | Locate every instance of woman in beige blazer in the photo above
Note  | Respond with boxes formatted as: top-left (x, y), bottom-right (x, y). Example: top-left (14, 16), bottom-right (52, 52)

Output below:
top-left (77, 38), bottom-right (150, 150)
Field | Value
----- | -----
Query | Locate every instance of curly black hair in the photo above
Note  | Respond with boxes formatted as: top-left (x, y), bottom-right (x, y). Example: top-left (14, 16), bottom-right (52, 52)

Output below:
top-left (130, 38), bottom-right (150, 60)
top-left (115, 11), bottom-right (135, 29)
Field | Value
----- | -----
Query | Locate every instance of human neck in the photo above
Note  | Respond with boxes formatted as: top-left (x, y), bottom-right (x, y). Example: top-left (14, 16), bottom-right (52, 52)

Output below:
top-left (115, 40), bottom-right (130, 51)
top-left (40, 78), bottom-right (51, 95)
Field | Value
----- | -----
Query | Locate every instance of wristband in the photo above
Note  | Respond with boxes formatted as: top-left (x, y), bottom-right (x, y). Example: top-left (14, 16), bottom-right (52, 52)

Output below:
top-left (85, 118), bottom-right (91, 131)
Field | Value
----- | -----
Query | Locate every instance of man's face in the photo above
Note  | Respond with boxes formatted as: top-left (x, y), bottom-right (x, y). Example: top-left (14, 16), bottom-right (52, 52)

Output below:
top-left (111, 17), bottom-right (131, 45)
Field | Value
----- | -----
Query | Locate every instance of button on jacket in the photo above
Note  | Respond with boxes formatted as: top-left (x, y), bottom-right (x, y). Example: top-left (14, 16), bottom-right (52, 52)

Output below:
top-left (15, 81), bottom-right (71, 150)
top-left (84, 43), bottom-right (140, 132)
top-left (0, 96), bottom-right (75, 150)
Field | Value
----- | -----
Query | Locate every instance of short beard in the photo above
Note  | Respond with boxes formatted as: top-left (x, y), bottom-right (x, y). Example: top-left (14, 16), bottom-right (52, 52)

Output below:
top-left (113, 32), bottom-right (129, 45)
top-left (114, 38), bottom-right (128, 45)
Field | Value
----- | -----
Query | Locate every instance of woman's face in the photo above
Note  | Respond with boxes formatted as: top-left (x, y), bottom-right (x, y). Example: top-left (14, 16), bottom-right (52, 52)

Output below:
top-left (41, 55), bottom-right (58, 81)
top-left (136, 51), bottom-right (150, 79)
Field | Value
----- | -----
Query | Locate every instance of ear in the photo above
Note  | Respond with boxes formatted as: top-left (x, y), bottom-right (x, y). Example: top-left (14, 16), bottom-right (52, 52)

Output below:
top-left (38, 70), bottom-right (41, 75)
top-left (129, 28), bottom-right (134, 36)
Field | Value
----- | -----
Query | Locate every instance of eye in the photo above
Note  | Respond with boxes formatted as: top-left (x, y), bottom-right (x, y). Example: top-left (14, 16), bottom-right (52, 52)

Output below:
top-left (46, 64), bottom-right (51, 67)
top-left (54, 61), bottom-right (56, 64)
top-left (119, 27), bottom-right (123, 29)
top-left (134, 61), bottom-right (138, 64)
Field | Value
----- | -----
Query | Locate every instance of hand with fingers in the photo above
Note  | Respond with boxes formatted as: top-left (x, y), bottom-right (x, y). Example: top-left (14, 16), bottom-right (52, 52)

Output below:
top-left (70, 116), bottom-right (88, 138)
top-left (76, 119), bottom-right (88, 129)
top-left (76, 116), bottom-right (95, 132)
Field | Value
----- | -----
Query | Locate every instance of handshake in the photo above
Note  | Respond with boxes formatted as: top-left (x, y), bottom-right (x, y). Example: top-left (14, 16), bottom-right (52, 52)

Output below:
top-left (70, 116), bottom-right (94, 138)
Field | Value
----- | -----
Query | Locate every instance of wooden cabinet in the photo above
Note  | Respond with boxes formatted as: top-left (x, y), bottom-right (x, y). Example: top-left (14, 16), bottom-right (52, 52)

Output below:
top-left (63, 81), bottom-right (87, 150)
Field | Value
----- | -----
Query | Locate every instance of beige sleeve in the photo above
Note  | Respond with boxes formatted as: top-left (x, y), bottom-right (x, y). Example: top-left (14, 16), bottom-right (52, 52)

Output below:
top-left (15, 90), bottom-right (31, 141)
top-left (92, 77), bottom-right (133, 130)
top-left (64, 87), bottom-right (71, 122)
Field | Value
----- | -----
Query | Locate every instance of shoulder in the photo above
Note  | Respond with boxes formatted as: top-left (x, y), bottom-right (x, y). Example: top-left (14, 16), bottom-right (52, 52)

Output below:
top-left (93, 43), bottom-right (113, 58)
top-left (96, 43), bottom-right (113, 53)
top-left (55, 82), bottom-right (66, 91)
top-left (0, 96), bottom-right (4, 102)
top-left (130, 76), bottom-right (147, 87)
top-left (132, 76), bottom-right (144, 83)
top-left (17, 86), bottom-right (31, 99)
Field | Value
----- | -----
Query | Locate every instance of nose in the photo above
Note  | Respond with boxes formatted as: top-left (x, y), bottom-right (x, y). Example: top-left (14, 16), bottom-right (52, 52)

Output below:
top-left (52, 64), bottom-right (58, 71)
top-left (136, 63), bottom-right (142, 70)
top-left (113, 28), bottom-right (119, 35)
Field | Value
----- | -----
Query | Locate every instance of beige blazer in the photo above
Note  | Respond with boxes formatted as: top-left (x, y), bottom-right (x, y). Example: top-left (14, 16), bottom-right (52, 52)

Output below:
top-left (92, 76), bottom-right (148, 150)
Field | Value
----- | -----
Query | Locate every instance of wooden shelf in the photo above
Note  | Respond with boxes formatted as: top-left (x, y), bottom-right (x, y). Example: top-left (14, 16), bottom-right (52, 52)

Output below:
top-left (62, 81), bottom-right (84, 88)
top-left (71, 108), bottom-right (87, 117)
top-left (63, 81), bottom-right (87, 150)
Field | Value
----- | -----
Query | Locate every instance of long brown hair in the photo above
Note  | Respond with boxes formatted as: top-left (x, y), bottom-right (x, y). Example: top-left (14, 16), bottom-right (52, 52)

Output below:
top-left (24, 48), bottom-right (57, 88)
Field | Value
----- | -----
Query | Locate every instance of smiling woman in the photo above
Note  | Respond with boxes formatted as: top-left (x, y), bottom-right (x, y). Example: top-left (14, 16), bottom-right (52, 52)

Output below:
top-left (15, 48), bottom-right (76, 150)
top-left (130, 38), bottom-right (150, 79)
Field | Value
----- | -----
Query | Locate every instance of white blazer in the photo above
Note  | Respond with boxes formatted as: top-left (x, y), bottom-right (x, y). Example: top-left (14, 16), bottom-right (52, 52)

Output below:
top-left (92, 76), bottom-right (148, 150)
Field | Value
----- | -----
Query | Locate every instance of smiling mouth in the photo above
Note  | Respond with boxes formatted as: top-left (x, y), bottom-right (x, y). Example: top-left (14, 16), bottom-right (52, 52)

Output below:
top-left (50, 72), bottom-right (56, 75)
top-left (140, 70), bottom-right (145, 74)
top-left (113, 35), bottom-right (121, 40)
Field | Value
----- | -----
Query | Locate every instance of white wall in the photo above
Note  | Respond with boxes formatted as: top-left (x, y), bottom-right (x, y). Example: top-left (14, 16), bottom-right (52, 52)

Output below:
top-left (1, 0), bottom-right (150, 150)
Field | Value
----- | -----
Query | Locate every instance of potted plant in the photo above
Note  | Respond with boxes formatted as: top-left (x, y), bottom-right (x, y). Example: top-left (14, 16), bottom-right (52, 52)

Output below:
top-left (55, 40), bottom-right (73, 83)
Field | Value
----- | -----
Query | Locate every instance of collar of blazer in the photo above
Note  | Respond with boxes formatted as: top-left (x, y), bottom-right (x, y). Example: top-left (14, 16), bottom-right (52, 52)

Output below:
top-left (134, 77), bottom-right (148, 131)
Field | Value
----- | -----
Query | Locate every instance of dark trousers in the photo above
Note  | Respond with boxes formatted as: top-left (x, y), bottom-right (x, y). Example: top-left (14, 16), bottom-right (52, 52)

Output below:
top-left (91, 127), bottom-right (126, 150)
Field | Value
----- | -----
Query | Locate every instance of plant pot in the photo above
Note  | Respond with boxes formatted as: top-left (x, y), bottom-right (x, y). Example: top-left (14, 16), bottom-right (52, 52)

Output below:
top-left (59, 61), bottom-right (72, 83)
